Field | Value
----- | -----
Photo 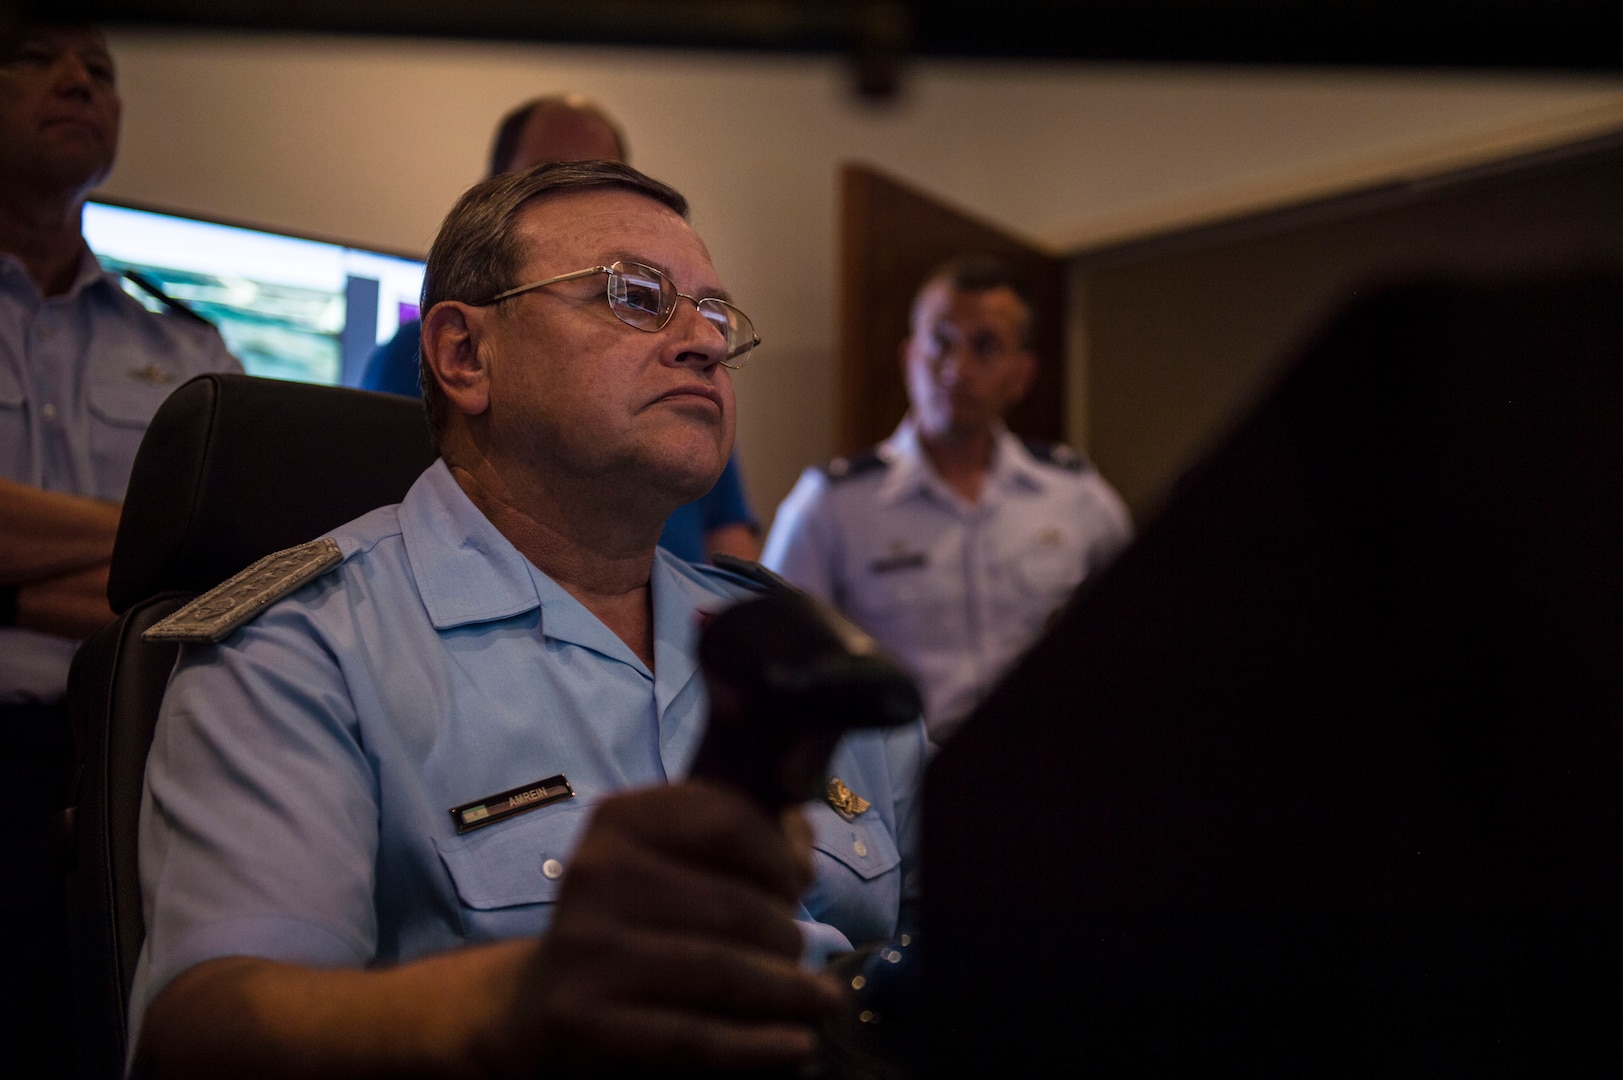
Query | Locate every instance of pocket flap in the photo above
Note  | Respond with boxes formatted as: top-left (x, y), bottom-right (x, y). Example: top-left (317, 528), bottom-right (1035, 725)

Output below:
top-left (809, 803), bottom-right (901, 882)
top-left (86, 370), bottom-right (176, 428)
top-left (434, 799), bottom-right (593, 910)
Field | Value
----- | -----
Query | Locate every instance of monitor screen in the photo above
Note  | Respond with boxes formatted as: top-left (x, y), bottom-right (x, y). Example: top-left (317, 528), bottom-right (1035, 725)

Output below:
top-left (82, 201), bottom-right (426, 388)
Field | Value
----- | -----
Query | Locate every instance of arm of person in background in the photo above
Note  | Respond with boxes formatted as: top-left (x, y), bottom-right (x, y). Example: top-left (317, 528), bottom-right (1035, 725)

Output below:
top-left (760, 468), bottom-right (840, 605)
top-left (700, 454), bottom-right (762, 562)
top-left (137, 783), bottom-right (840, 1079)
top-left (0, 475), bottom-right (118, 637)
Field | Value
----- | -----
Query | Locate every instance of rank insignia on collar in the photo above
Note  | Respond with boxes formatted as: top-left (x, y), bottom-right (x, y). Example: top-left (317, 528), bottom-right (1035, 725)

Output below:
top-left (825, 777), bottom-right (871, 820)
top-left (129, 362), bottom-right (175, 386)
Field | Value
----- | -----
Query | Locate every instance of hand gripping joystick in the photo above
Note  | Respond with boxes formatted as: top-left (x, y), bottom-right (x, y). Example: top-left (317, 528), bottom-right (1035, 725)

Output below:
top-left (693, 584), bottom-right (924, 1080)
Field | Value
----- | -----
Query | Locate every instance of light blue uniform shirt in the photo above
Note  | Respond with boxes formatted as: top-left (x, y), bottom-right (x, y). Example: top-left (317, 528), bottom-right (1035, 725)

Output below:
top-left (131, 460), bottom-right (924, 1043)
top-left (0, 248), bottom-right (240, 702)
top-left (764, 418), bottom-right (1133, 744)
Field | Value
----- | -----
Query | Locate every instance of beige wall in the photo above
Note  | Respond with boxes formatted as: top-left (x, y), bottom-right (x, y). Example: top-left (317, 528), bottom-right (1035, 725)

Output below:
top-left (96, 29), bottom-right (1623, 527)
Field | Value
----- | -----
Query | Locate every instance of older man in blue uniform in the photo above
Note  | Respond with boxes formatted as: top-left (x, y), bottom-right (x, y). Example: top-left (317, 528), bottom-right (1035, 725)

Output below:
top-left (764, 258), bottom-right (1132, 746)
top-left (131, 162), bottom-right (923, 1077)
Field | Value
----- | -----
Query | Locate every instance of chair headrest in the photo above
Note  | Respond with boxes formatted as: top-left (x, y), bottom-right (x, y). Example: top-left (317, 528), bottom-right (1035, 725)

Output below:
top-left (109, 373), bottom-right (438, 614)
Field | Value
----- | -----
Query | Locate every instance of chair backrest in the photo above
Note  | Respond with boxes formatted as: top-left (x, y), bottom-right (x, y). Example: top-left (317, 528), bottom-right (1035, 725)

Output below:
top-left (62, 373), bottom-right (437, 1078)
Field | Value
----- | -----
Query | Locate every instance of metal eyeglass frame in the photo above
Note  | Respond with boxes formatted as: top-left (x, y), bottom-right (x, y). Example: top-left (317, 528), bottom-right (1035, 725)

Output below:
top-left (479, 260), bottom-right (761, 369)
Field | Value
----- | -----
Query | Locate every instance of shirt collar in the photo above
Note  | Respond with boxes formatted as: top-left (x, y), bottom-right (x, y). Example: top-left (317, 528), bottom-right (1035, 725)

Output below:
top-left (875, 414), bottom-right (1047, 507)
top-left (71, 245), bottom-right (122, 298)
top-left (0, 244), bottom-right (114, 302)
top-left (397, 460), bottom-right (723, 690)
top-left (398, 459), bottom-right (553, 631)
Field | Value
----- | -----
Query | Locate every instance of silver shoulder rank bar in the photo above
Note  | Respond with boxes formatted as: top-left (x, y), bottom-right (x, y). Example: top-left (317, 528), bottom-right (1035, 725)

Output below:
top-left (451, 774), bottom-right (575, 834)
top-left (143, 537), bottom-right (344, 644)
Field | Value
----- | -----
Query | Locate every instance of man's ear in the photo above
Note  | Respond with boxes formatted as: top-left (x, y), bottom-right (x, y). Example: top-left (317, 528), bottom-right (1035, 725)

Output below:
top-left (422, 301), bottom-right (491, 417)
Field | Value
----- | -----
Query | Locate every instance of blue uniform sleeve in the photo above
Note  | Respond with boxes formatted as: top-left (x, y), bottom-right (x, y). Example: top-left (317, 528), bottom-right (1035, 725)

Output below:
top-left (359, 319), bottom-right (424, 397)
top-left (761, 467), bottom-right (841, 607)
top-left (131, 605), bottom-right (381, 1041)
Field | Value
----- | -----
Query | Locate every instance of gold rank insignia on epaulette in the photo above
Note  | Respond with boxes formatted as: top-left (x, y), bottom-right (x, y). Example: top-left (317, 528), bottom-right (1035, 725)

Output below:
top-left (825, 777), bottom-right (871, 821)
top-left (143, 537), bottom-right (343, 644)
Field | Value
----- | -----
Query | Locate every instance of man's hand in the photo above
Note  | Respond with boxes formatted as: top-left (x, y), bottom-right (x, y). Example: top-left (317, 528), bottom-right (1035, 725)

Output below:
top-left (486, 781), bottom-right (836, 1074)
top-left (138, 782), bottom-right (839, 1079)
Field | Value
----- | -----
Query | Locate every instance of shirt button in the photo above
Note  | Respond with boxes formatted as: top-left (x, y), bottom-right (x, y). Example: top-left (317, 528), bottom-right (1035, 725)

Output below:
top-left (542, 858), bottom-right (564, 880)
top-left (41, 403), bottom-right (58, 422)
top-left (853, 840), bottom-right (868, 858)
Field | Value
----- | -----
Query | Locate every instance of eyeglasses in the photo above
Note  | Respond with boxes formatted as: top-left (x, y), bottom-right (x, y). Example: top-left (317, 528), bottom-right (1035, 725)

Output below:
top-left (479, 260), bottom-right (761, 369)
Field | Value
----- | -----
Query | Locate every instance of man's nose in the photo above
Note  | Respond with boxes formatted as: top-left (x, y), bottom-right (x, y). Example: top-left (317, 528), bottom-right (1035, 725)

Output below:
top-left (664, 298), bottom-right (726, 370)
top-left (51, 54), bottom-right (96, 97)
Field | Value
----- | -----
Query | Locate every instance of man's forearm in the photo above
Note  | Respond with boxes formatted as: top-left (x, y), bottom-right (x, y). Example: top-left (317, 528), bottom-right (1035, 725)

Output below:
top-left (13, 562), bottom-right (114, 638)
top-left (136, 947), bottom-right (527, 1080)
top-left (135, 787), bottom-right (839, 1078)
top-left (0, 476), bottom-right (121, 583)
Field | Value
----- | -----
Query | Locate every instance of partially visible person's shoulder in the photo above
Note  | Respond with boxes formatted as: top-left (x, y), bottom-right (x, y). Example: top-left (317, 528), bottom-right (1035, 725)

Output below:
top-left (98, 274), bottom-right (241, 374)
top-left (1019, 437), bottom-right (1092, 474)
top-left (818, 445), bottom-right (890, 485)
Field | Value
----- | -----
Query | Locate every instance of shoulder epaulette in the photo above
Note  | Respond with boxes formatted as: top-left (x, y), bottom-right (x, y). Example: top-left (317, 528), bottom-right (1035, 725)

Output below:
top-left (819, 447), bottom-right (887, 483)
top-left (1021, 438), bottom-right (1089, 473)
top-left (143, 537), bottom-right (344, 644)
top-left (708, 554), bottom-right (802, 596)
top-left (121, 269), bottom-right (217, 329)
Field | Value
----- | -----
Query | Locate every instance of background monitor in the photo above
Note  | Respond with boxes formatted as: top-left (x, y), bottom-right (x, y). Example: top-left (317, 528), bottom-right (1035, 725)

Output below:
top-left (83, 201), bottom-right (425, 388)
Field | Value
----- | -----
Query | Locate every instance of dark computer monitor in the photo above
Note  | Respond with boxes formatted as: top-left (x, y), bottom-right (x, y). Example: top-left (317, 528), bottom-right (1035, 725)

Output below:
top-left (83, 200), bottom-right (425, 387)
top-left (922, 270), bottom-right (1623, 1074)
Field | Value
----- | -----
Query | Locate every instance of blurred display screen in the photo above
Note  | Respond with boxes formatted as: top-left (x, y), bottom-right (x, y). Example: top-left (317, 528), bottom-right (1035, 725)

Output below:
top-left (83, 201), bottom-right (425, 387)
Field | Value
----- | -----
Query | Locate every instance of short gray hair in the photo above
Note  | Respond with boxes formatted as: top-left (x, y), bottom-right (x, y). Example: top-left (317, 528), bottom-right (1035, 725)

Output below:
top-left (417, 161), bottom-right (689, 447)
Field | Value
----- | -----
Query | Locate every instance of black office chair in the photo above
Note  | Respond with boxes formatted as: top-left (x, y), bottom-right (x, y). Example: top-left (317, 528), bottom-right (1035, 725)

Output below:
top-left (61, 373), bottom-right (437, 1079)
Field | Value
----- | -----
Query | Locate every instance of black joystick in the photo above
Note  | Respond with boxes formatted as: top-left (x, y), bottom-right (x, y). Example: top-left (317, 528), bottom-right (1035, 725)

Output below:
top-left (690, 587), bottom-right (920, 810)
top-left (691, 585), bottom-right (924, 1080)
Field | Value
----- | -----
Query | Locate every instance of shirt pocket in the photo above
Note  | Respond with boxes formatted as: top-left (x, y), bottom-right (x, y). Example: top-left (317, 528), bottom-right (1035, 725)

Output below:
top-left (1007, 531), bottom-right (1084, 607)
top-left (802, 801), bottom-right (903, 947)
top-left (0, 363), bottom-right (23, 408)
top-left (434, 798), bottom-right (594, 942)
top-left (851, 555), bottom-right (964, 652)
top-left (86, 371), bottom-right (176, 497)
top-left (86, 368), bottom-right (173, 428)
top-left (0, 365), bottom-right (24, 478)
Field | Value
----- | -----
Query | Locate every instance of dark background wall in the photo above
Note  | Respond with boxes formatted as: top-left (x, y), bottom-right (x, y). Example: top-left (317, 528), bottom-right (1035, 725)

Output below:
top-left (1080, 135), bottom-right (1623, 519)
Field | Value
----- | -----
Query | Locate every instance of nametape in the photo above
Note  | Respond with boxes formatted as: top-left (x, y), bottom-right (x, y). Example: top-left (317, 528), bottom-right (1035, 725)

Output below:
top-left (450, 774), bottom-right (575, 834)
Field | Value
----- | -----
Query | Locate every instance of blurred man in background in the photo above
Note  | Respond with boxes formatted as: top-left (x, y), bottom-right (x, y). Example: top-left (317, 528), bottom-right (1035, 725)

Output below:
top-left (764, 256), bottom-right (1131, 745)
